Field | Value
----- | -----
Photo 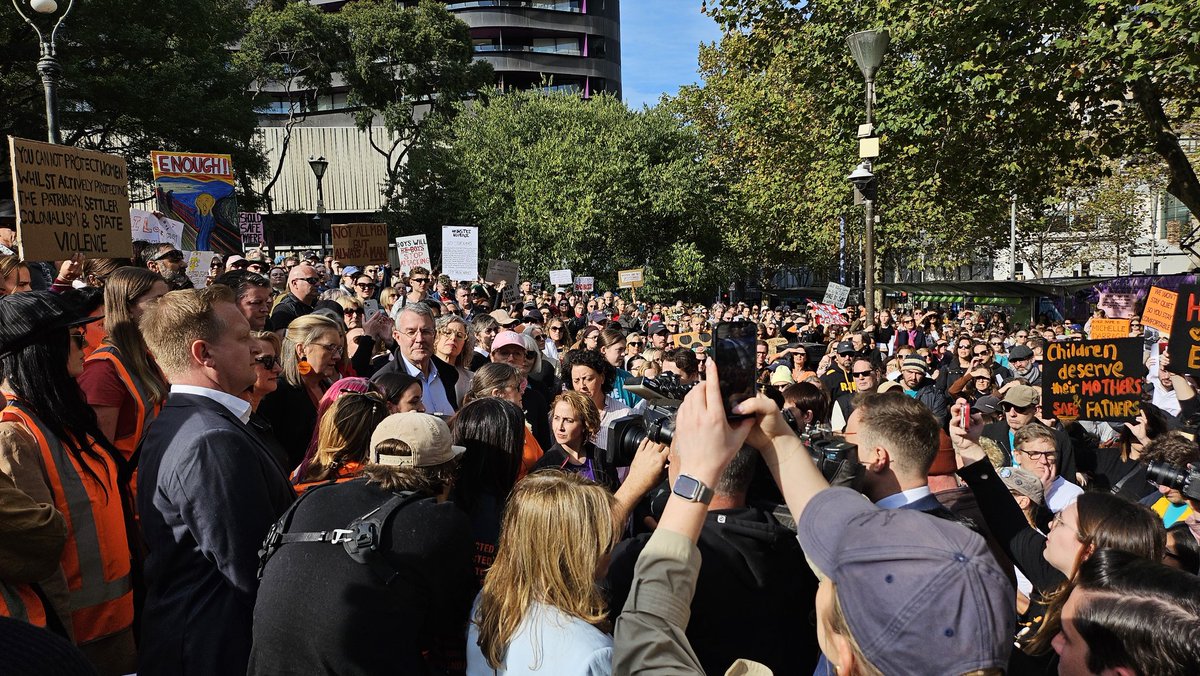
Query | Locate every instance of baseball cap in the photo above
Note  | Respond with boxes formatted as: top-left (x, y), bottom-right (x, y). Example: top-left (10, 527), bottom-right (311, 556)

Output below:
top-left (1001, 384), bottom-right (1038, 408)
top-left (588, 310), bottom-right (608, 324)
top-left (491, 330), bottom-right (525, 353)
top-left (1008, 345), bottom-right (1034, 361)
top-left (973, 395), bottom-right (1001, 416)
top-left (798, 488), bottom-right (1014, 675)
top-left (489, 309), bottom-right (520, 327)
top-left (901, 356), bottom-right (928, 375)
top-left (225, 255), bottom-right (248, 269)
top-left (835, 341), bottom-right (856, 355)
top-left (999, 466), bottom-right (1044, 505)
top-left (645, 321), bottom-right (669, 336)
top-left (341, 265), bottom-right (361, 277)
top-left (370, 412), bottom-right (465, 467)
top-left (876, 380), bottom-right (904, 394)
top-left (0, 291), bottom-right (103, 359)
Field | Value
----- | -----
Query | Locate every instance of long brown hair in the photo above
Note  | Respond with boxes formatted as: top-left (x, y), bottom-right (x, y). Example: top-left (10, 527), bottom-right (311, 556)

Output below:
top-left (303, 391), bottom-right (389, 482)
top-left (102, 267), bottom-right (169, 406)
top-left (473, 472), bottom-right (618, 669)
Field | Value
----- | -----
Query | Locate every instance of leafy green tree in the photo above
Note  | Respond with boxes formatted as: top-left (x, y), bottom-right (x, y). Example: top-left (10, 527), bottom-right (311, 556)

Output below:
top-left (0, 0), bottom-right (265, 201)
top-left (400, 89), bottom-right (729, 299)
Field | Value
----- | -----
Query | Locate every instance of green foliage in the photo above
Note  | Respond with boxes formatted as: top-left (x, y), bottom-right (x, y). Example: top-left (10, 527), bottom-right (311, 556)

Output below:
top-left (0, 0), bottom-right (266, 202)
top-left (396, 89), bottom-right (729, 299)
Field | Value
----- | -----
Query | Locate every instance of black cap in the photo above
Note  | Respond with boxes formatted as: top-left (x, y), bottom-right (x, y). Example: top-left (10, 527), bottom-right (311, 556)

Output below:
top-left (645, 321), bottom-right (669, 335)
top-left (0, 291), bottom-right (102, 359)
top-left (1009, 345), bottom-right (1034, 360)
top-left (836, 340), bottom-right (857, 355)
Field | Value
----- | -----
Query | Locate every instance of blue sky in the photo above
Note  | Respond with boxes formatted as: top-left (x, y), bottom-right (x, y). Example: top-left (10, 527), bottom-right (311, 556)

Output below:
top-left (620, 1), bottom-right (724, 108)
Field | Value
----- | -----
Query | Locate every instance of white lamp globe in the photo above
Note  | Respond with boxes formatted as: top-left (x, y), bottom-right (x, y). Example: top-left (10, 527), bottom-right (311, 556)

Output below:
top-left (30, 0), bottom-right (59, 13)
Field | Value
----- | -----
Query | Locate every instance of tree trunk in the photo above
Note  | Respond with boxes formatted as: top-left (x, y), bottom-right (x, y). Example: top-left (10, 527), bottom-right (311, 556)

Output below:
top-left (1130, 77), bottom-right (1200, 251)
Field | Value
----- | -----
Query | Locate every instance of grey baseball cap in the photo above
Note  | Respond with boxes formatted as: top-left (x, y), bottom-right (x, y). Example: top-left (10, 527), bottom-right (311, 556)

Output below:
top-left (798, 488), bottom-right (1014, 675)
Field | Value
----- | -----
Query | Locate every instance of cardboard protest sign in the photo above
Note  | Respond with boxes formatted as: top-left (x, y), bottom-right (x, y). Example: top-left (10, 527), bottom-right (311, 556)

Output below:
top-left (1097, 292), bottom-right (1137, 319)
top-left (822, 282), bottom-right (851, 309)
top-left (1142, 286), bottom-right (1177, 335)
top-left (674, 331), bottom-right (712, 350)
top-left (575, 276), bottom-right (595, 294)
top-left (394, 234), bottom-right (431, 274)
top-left (766, 336), bottom-right (789, 359)
top-left (9, 136), bottom-right (132, 260)
top-left (486, 260), bottom-right (520, 303)
top-left (1167, 284), bottom-right (1200, 375)
top-left (1089, 318), bottom-right (1131, 340)
top-left (618, 268), bottom-right (645, 289)
top-left (1043, 338), bottom-right (1145, 422)
top-left (441, 226), bottom-right (478, 281)
top-left (182, 250), bottom-right (218, 289)
top-left (151, 151), bottom-right (239, 255)
top-left (331, 223), bottom-right (388, 266)
top-left (549, 269), bottom-right (573, 286)
top-left (238, 212), bottom-right (264, 247)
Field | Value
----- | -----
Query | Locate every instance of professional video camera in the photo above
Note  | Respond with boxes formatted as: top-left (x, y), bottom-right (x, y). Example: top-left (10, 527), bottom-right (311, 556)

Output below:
top-left (781, 411), bottom-right (861, 486)
top-left (603, 373), bottom-right (695, 466)
top-left (1146, 460), bottom-right (1200, 501)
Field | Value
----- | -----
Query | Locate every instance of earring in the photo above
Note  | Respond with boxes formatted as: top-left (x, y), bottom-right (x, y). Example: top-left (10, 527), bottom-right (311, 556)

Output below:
top-left (297, 355), bottom-right (312, 375)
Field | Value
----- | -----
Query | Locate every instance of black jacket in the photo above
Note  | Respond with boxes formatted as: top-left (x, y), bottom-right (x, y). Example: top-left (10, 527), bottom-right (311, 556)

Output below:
top-left (137, 393), bottom-right (295, 676)
top-left (605, 506), bottom-right (820, 675)
top-left (257, 378), bottom-right (318, 472)
top-left (371, 351), bottom-right (461, 410)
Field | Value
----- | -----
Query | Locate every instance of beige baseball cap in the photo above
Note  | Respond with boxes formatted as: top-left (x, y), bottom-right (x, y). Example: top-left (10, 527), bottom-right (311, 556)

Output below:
top-left (370, 412), bottom-right (465, 468)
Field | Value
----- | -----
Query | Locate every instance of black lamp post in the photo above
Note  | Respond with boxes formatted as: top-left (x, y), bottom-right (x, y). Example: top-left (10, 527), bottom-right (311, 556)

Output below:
top-left (846, 29), bottom-right (889, 322)
top-left (308, 155), bottom-right (329, 255)
top-left (12, 0), bottom-right (76, 144)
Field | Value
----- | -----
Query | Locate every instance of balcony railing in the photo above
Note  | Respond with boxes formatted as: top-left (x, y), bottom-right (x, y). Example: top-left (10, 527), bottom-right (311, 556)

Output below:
top-left (448, 0), bottom-right (583, 13)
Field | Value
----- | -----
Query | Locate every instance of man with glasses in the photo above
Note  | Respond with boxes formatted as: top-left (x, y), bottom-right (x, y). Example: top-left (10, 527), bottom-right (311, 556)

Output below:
top-left (371, 303), bottom-right (458, 415)
top-left (982, 384), bottom-right (1076, 480)
top-left (144, 243), bottom-right (193, 290)
top-left (270, 264), bottom-right (320, 337)
top-left (831, 358), bottom-right (880, 431)
top-left (400, 266), bottom-right (433, 308)
top-left (1011, 424), bottom-right (1082, 514)
top-left (820, 341), bottom-right (859, 396)
top-left (338, 265), bottom-right (360, 296)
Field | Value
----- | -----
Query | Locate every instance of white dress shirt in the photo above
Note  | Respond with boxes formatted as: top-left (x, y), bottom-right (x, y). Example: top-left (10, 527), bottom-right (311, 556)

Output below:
top-left (170, 384), bottom-right (252, 424)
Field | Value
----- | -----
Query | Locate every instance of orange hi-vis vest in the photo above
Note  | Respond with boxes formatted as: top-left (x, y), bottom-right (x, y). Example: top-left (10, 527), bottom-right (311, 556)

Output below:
top-left (1, 396), bottom-right (133, 644)
top-left (84, 345), bottom-right (162, 461)
top-left (0, 581), bottom-right (48, 628)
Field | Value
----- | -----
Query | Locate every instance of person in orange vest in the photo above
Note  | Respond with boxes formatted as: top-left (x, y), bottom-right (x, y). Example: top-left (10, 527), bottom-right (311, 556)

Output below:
top-left (78, 268), bottom-right (171, 463)
top-left (0, 468), bottom-right (67, 633)
top-left (0, 291), bottom-right (136, 675)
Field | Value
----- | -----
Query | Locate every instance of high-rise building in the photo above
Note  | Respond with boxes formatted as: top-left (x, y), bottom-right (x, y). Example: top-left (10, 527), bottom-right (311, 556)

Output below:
top-left (252, 0), bottom-right (623, 230)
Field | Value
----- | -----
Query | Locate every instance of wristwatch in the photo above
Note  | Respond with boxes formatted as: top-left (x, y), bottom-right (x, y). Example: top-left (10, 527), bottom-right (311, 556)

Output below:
top-left (672, 474), bottom-right (715, 505)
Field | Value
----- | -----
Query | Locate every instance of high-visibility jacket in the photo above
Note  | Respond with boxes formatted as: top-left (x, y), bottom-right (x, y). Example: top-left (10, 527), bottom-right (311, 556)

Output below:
top-left (84, 345), bottom-right (163, 461)
top-left (0, 396), bottom-right (133, 644)
top-left (0, 581), bottom-right (48, 628)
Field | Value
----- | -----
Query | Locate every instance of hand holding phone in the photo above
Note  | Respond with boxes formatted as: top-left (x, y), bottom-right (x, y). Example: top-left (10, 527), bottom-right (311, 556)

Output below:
top-left (712, 321), bottom-right (758, 419)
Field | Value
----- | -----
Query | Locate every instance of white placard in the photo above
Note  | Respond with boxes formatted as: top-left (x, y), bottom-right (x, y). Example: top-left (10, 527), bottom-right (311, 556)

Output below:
top-left (159, 217), bottom-right (184, 249)
top-left (394, 234), bottom-right (431, 274)
top-left (130, 208), bottom-right (183, 249)
top-left (441, 225), bottom-right (479, 281)
top-left (183, 250), bottom-right (218, 288)
top-left (575, 276), bottom-right (595, 294)
top-left (549, 268), bottom-right (574, 286)
top-left (823, 282), bottom-right (851, 309)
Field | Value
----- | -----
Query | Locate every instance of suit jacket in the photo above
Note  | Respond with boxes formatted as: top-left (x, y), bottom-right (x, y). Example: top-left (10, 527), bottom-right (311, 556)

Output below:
top-left (136, 393), bottom-right (295, 675)
top-left (371, 351), bottom-right (461, 410)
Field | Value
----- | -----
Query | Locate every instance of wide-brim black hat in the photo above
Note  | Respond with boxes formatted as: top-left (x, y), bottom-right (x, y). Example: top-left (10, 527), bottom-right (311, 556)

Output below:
top-left (0, 291), bottom-right (102, 359)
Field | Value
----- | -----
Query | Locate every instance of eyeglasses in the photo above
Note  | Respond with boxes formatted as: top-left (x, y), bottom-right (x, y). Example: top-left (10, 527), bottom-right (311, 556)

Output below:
top-left (989, 341), bottom-right (1004, 346)
top-left (549, 326), bottom-right (564, 332)
top-left (1018, 448), bottom-right (1057, 460)
top-left (69, 330), bottom-right (86, 349)
top-left (296, 277), bottom-right (320, 285)
top-left (438, 328), bottom-right (467, 340)
top-left (957, 344), bottom-right (972, 350)
top-left (1001, 403), bottom-right (1033, 413)
top-left (357, 283), bottom-right (376, 290)
top-left (153, 250), bottom-right (185, 262)
top-left (310, 342), bottom-right (344, 356)
top-left (398, 327), bottom-right (436, 339)
top-left (851, 370), bottom-right (874, 377)
top-left (627, 341), bottom-right (643, 347)
top-left (255, 355), bottom-right (279, 369)
top-left (1051, 512), bottom-right (1085, 540)
top-left (344, 308), bottom-right (364, 316)
top-left (410, 277), bottom-right (429, 284)
top-left (972, 350), bottom-right (991, 357)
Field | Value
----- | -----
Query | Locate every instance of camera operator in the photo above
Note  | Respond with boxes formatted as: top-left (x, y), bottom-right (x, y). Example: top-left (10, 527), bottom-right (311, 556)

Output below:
top-left (1141, 431), bottom-right (1198, 527)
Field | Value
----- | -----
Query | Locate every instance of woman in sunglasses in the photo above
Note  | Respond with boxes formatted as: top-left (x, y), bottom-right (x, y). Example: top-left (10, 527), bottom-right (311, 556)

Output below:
top-left (242, 331), bottom-right (289, 470)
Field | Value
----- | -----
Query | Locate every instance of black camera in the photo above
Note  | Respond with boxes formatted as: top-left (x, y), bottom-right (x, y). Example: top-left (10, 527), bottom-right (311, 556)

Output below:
top-left (782, 410), bottom-right (861, 486)
top-left (603, 373), bottom-right (695, 466)
top-left (1146, 461), bottom-right (1200, 501)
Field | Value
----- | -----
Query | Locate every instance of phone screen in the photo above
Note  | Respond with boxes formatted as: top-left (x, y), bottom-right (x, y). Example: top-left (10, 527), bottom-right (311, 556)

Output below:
top-left (713, 321), bottom-right (758, 417)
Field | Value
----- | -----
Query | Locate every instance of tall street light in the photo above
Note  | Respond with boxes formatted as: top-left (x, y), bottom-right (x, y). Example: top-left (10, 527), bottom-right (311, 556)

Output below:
top-left (12, 0), bottom-right (76, 144)
top-left (846, 29), bottom-right (889, 323)
top-left (308, 155), bottom-right (329, 256)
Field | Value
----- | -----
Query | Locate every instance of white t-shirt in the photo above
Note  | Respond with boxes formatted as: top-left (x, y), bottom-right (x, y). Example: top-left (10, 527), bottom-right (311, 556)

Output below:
top-left (467, 599), bottom-right (611, 676)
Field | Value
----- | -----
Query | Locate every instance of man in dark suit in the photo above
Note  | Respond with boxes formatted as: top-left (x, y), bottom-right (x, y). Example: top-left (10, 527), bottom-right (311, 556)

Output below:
top-left (137, 285), bottom-right (295, 675)
top-left (371, 302), bottom-right (459, 414)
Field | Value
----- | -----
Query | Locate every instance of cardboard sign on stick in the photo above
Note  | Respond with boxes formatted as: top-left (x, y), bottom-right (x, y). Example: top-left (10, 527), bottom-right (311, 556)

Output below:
top-left (331, 223), bottom-right (388, 266)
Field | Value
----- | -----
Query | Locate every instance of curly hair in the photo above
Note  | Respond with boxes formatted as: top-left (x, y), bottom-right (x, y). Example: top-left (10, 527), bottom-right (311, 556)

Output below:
top-left (559, 348), bottom-right (615, 395)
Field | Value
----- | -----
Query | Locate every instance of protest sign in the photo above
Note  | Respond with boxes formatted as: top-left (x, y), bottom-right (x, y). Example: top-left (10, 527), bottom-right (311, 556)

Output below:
top-left (575, 276), bottom-right (595, 294)
top-left (9, 136), bottom-right (132, 260)
top-left (1097, 291), bottom-right (1137, 318)
top-left (486, 260), bottom-right (520, 303)
top-left (1089, 318), bottom-right (1131, 340)
top-left (238, 212), bottom-right (264, 247)
top-left (131, 209), bottom-right (162, 243)
top-left (1167, 284), bottom-right (1200, 376)
top-left (182, 250), bottom-right (218, 289)
top-left (808, 300), bottom-right (848, 326)
top-left (1142, 286), bottom-right (1177, 335)
top-left (618, 268), bottom-right (645, 289)
top-left (441, 226), bottom-right (478, 281)
top-left (1043, 338), bottom-right (1144, 422)
top-left (331, 223), bottom-right (388, 266)
top-left (151, 151), bottom-right (240, 255)
top-left (674, 331), bottom-right (712, 350)
top-left (549, 269), bottom-right (573, 286)
top-left (822, 282), bottom-right (851, 309)
top-left (766, 336), bottom-right (790, 359)
top-left (394, 234), bottom-right (431, 274)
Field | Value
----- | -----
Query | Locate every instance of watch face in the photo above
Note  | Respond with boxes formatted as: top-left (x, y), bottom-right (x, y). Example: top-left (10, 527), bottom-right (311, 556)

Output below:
top-left (674, 475), bottom-right (700, 498)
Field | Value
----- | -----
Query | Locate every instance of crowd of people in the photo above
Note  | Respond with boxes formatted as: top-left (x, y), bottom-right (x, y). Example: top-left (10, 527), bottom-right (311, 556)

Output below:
top-left (0, 233), bottom-right (1198, 676)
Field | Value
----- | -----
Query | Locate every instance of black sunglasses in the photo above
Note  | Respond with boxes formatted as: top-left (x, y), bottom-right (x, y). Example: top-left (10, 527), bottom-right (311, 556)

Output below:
top-left (356, 283), bottom-right (376, 290)
top-left (297, 277), bottom-right (320, 285)
top-left (70, 330), bottom-right (86, 349)
top-left (1002, 402), bottom-right (1033, 413)
top-left (153, 250), bottom-right (184, 262)
top-left (851, 370), bottom-right (874, 377)
top-left (255, 355), bottom-right (279, 369)
top-left (410, 277), bottom-right (429, 283)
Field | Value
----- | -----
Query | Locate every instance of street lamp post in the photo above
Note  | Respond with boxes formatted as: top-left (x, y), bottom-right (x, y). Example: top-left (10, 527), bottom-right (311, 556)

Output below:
top-left (308, 156), bottom-right (329, 256)
top-left (12, 0), bottom-right (76, 144)
top-left (846, 29), bottom-right (889, 323)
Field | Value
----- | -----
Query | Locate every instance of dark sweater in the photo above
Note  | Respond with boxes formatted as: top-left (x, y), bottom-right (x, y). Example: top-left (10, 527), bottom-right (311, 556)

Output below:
top-left (532, 443), bottom-right (619, 492)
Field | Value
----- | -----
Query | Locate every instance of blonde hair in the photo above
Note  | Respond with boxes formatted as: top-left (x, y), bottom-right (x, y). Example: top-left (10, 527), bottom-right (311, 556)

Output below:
top-left (474, 472), bottom-right (618, 669)
top-left (550, 390), bottom-right (600, 439)
top-left (102, 267), bottom-right (169, 405)
top-left (335, 295), bottom-right (364, 312)
top-left (251, 330), bottom-right (282, 357)
top-left (280, 314), bottom-right (343, 387)
top-left (304, 391), bottom-right (389, 482)
top-left (141, 286), bottom-right (236, 377)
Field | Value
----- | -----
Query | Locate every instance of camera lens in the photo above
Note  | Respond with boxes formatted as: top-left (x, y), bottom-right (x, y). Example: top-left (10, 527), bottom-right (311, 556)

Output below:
top-left (1146, 461), bottom-right (1188, 490)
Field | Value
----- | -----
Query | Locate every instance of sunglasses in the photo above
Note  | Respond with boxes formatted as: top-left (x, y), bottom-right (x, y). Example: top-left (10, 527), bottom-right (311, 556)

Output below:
top-left (851, 370), bottom-right (874, 377)
top-left (153, 250), bottom-right (185, 262)
top-left (1002, 403), bottom-right (1033, 413)
top-left (410, 277), bottom-right (429, 284)
top-left (357, 283), bottom-right (376, 290)
top-left (344, 308), bottom-right (364, 316)
top-left (297, 277), bottom-right (320, 285)
top-left (627, 341), bottom-right (643, 347)
top-left (70, 330), bottom-right (86, 349)
top-left (549, 326), bottom-right (564, 332)
top-left (255, 355), bottom-right (279, 369)
top-left (972, 351), bottom-right (990, 357)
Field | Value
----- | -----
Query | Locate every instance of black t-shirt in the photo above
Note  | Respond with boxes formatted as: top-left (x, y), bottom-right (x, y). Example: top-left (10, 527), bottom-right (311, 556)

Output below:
top-left (269, 294), bottom-right (313, 333)
top-left (249, 479), bottom-right (475, 676)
